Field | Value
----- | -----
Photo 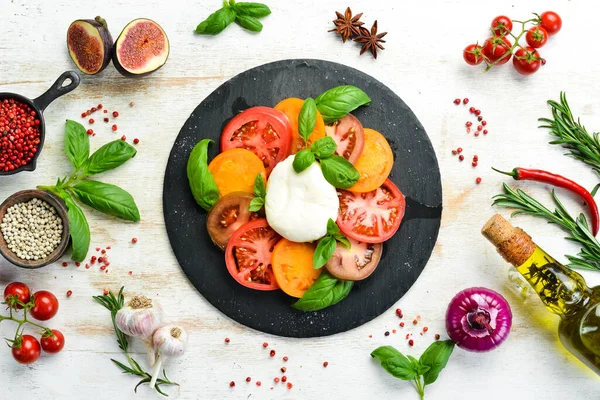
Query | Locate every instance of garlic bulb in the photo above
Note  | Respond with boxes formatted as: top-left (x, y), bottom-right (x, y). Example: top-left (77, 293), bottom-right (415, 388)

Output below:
top-left (150, 324), bottom-right (188, 389)
top-left (115, 295), bottom-right (164, 340)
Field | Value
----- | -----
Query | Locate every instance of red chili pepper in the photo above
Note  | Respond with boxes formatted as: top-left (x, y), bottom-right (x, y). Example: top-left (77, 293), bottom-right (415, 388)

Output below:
top-left (494, 167), bottom-right (600, 235)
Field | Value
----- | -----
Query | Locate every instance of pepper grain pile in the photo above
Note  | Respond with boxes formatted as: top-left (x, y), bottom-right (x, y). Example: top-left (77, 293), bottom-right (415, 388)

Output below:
top-left (0, 198), bottom-right (63, 260)
top-left (0, 98), bottom-right (41, 172)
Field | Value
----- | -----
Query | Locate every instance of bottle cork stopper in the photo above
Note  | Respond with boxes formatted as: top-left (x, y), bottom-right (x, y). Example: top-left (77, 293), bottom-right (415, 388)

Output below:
top-left (482, 214), bottom-right (536, 266)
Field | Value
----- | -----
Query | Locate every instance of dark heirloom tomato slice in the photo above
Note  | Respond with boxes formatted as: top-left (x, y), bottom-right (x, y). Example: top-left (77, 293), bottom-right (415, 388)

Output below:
top-left (337, 179), bottom-right (406, 243)
top-left (206, 192), bottom-right (261, 250)
top-left (225, 218), bottom-right (281, 291)
top-left (221, 106), bottom-right (292, 175)
top-left (325, 114), bottom-right (365, 164)
top-left (325, 238), bottom-right (382, 281)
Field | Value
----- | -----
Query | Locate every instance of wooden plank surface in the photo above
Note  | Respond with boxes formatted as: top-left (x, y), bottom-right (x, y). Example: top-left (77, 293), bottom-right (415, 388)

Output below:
top-left (1, 0), bottom-right (599, 398)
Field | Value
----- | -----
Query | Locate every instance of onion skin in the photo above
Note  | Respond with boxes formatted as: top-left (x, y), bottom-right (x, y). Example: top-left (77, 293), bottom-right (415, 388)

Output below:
top-left (446, 287), bottom-right (512, 352)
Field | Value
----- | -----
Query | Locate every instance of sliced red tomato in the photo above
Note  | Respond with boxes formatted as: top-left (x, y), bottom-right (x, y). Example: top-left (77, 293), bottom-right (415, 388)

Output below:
top-left (325, 238), bottom-right (382, 281)
top-left (221, 106), bottom-right (292, 175)
top-left (207, 192), bottom-right (261, 250)
top-left (225, 218), bottom-right (281, 291)
top-left (325, 114), bottom-right (365, 164)
top-left (337, 179), bottom-right (406, 243)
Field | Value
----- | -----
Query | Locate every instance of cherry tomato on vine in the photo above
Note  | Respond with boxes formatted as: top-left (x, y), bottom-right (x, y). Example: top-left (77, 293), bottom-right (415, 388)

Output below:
top-left (491, 16), bottom-right (513, 35)
top-left (30, 290), bottom-right (59, 321)
top-left (41, 329), bottom-right (65, 353)
top-left (463, 44), bottom-right (484, 65)
top-left (12, 335), bottom-right (41, 364)
top-left (525, 26), bottom-right (548, 48)
top-left (482, 36), bottom-right (513, 65)
top-left (513, 47), bottom-right (542, 76)
top-left (539, 11), bottom-right (562, 36)
top-left (3, 282), bottom-right (30, 309)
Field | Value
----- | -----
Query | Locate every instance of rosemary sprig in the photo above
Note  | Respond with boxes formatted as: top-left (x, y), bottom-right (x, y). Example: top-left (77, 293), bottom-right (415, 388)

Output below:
top-left (92, 287), bottom-right (178, 397)
top-left (493, 183), bottom-right (600, 272)
top-left (539, 92), bottom-right (600, 176)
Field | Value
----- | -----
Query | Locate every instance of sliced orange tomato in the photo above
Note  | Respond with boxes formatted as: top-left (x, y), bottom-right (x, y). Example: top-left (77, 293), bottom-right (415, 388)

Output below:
top-left (272, 239), bottom-right (322, 298)
top-left (208, 148), bottom-right (266, 197)
top-left (274, 97), bottom-right (326, 154)
top-left (349, 128), bottom-right (394, 193)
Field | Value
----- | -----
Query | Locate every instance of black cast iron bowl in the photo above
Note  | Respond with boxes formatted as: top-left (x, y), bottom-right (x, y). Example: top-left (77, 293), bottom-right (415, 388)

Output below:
top-left (0, 71), bottom-right (80, 176)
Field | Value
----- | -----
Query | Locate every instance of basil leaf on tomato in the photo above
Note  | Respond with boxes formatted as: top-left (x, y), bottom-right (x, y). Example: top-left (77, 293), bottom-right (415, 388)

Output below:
top-left (292, 271), bottom-right (353, 311)
top-left (298, 98), bottom-right (317, 143)
top-left (195, 7), bottom-right (237, 35)
top-left (234, 2), bottom-right (271, 18)
top-left (64, 120), bottom-right (89, 170)
top-left (253, 174), bottom-right (266, 198)
top-left (60, 191), bottom-right (90, 262)
top-left (320, 155), bottom-right (360, 189)
top-left (292, 149), bottom-right (315, 173)
top-left (71, 180), bottom-right (140, 222)
top-left (235, 14), bottom-right (263, 32)
top-left (85, 140), bottom-right (137, 176)
top-left (248, 197), bottom-right (264, 212)
top-left (311, 136), bottom-right (337, 159)
top-left (313, 235), bottom-right (336, 269)
top-left (315, 85), bottom-right (371, 124)
top-left (187, 139), bottom-right (220, 212)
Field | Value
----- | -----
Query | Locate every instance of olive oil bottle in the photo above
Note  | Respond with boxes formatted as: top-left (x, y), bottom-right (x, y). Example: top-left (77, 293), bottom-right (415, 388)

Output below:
top-left (482, 214), bottom-right (600, 376)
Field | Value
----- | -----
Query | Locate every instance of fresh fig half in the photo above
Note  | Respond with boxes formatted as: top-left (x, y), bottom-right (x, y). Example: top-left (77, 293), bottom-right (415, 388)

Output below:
top-left (112, 19), bottom-right (170, 78)
top-left (67, 16), bottom-right (113, 75)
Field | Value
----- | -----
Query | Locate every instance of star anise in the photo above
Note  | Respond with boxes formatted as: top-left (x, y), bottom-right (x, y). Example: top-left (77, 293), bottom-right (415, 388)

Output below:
top-left (329, 7), bottom-right (364, 43)
top-left (354, 20), bottom-right (387, 59)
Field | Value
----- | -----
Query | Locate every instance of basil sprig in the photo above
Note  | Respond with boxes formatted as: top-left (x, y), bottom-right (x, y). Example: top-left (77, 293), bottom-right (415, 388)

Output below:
top-left (371, 341), bottom-right (455, 399)
top-left (313, 219), bottom-right (350, 269)
top-left (315, 85), bottom-right (372, 124)
top-left (292, 271), bottom-right (353, 312)
top-left (248, 174), bottom-right (266, 212)
top-left (38, 120), bottom-right (140, 261)
top-left (187, 139), bottom-right (220, 211)
top-left (195, 0), bottom-right (271, 35)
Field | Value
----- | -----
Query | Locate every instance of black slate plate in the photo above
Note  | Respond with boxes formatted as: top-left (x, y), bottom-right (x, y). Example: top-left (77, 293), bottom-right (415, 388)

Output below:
top-left (163, 59), bottom-right (442, 338)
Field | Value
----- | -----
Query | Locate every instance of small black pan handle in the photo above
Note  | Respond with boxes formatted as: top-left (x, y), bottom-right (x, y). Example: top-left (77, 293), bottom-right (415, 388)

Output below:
top-left (32, 71), bottom-right (81, 112)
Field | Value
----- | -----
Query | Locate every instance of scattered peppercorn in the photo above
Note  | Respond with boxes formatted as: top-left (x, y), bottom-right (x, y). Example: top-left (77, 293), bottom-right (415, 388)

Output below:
top-left (75, 262), bottom-right (80, 267)
top-left (400, 322), bottom-right (405, 327)
top-left (132, 237), bottom-right (138, 244)
top-left (224, 338), bottom-right (230, 343)
top-left (469, 107), bottom-right (475, 113)
top-left (112, 124), bottom-right (117, 131)
top-left (413, 319), bottom-right (418, 325)
top-left (129, 102), bottom-right (135, 107)
top-left (133, 138), bottom-right (139, 145)
top-left (120, 135), bottom-right (126, 141)
top-left (483, 129), bottom-right (488, 134)
top-left (287, 382), bottom-right (293, 389)
top-left (435, 334), bottom-right (441, 340)
top-left (229, 381), bottom-right (235, 387)
top-left (66, 290), bottom-right (72, 297)
top-left (270, 350), bottom-right (276, 357)
top-left (466, 121), bottom-right (473, 127)
top-left (89, 118), bottom-right (94, 124)
top-left (81, 112), bottom-right (87, 118)
top-left (246, 377), bottom-right (251, 382)
top-left (97, 104), bottom-right (103, 110)
top-left (463, 98), bottom-right (469, 104)
top-left (472, 161), bottom-right (478, 167)
top-left (323, 361), bottom-right (329, 368)
top-left (104, 118), bottom-right (109, 123)
top-left (103, 288), bottom-right (109, 295)
top-left (87, 129), bottom-right (94, 135)
top-left (256, 381), bottom-right (261, 387)
top-left (263, 342), bottom-right (268, 348)
top-left (457, 147), bottom-right (463, 153)
top-left (392, 329), bottom-right (396, 334)
top-left (476, 177), bottom-right (482, 184)
top-left (477, 115), bottom-right (483, 122)
top-left (274, 377), bottom-right (280, 383)
top-left (112, 111), bottom-right (119, 118)
top-left (283, 356), bottom-right (288, 362)
top-left (62, 262), bottom-right (68, 267)
top-left (459, 155), bottom-right (464, 161)
top-left (409, 339), bottom-right (414, 346)
top-left (423, 326), bottom-right (429, 332)
top-left (281, 376), bottom-right (287, 382)
top-left (384, 331), bottom-right (390, 336)
top-left (475, 109), bottom-right (481, 116)
top-left (281, 367), bottom-right (286, 373)
top-left (453, 98), bottom-right (461, 105)
top-left (103, 109), bottom-right (108, 113)
top-left (452, 150), bottom-right (457, 155)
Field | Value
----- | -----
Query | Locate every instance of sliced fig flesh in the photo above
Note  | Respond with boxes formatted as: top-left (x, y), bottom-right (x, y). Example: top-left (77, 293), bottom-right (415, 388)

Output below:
top-left (67, 17), bottom-right (113, 75)
top-left (113, 19), bottom-right (170, 77)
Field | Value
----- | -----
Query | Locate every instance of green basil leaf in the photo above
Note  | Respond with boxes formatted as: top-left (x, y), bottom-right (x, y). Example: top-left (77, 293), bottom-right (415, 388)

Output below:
top-left (292, 149), bottom-right (315, 173)
top-left (417, 364), bottom-right (431, 375)
top-left (292, 271), bottom-right (353, 311)
top-left (320, 155), bottom-right (360, 189)
top-left (380, 359), bottom-right (418, 380)
top-left (248, 197), bottom-right (264, 212)
top-left (419, 340), bottom-right (455, 386)
top-left (187, 139), bottom-right (220, 212)
top-left (71, 180), bottom-right (140, 222)
top-left (298, 98), bottom-right (317, 143)
top-left (60, 191), bottom-right (90, 262)
top-left (195, 7), bottom-right (236, 35)
top-left (64, 120), bottom-right (89, 170)
top-left (313, 235), bottom-right (336, 269)
top-left (326, 218), bottom-right (340, 235)
top-left (371, 346), bottom-right (406, 361)
top-left (85, 140), bottom-right (137, 176)
top-left (234, 2), bottom-right (271, 18)
top-left (334, 233), bottom-right (351, 248)
top-left (253, 174), bottom-right (266, 198)
top-left (235, 14), bottom-right (263, 32)
top-left (315, 85), bottom-right (371, 124)
top-left (311, 136), bottom-right (337, 159)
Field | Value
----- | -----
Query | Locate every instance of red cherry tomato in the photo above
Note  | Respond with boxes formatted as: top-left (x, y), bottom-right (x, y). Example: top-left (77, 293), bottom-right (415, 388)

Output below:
top-left (41, 329), bottom-right (65, 353)
top-left (525, 26), bottom-right (548, 48)
top-left (12, 335), bottom-right (41, 364)
top-left (513, 47), bottom-right (542, 76)
top-left (490, 15), bottom-right (513, 35)
top-left (463, 44), bottom-right (484, 65)
top-left (482, 36), bottom-right (512, 65)
top-left (30, 290), bottom-right (59, 321)
top-left (3, 282), bottom-right (30, 309)
top-left (539, 11), bottom-right (562, 36)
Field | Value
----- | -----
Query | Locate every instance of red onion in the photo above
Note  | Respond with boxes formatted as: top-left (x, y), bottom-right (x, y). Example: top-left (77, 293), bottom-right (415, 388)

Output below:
top-left (445, 287), bottom-right (512, 352)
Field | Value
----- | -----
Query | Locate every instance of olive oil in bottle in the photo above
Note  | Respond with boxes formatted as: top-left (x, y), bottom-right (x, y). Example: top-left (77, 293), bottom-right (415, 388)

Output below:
top-left (482, 214), bottom-right (600, 376)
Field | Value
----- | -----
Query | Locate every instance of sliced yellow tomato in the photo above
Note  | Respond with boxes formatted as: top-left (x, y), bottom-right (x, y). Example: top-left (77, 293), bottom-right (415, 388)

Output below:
top-left (272, 239), bottom-right (322, 298)
top-left (274, 97), bottom-right (326, 154)
top-left (208, 148), bottom-right (266, 197)
top-left (349, 128), bottom-right (394, 193)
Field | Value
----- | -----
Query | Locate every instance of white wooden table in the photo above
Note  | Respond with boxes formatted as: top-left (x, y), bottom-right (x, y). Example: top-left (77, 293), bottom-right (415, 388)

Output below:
top-left (1, 0), bottom-right (599, 398)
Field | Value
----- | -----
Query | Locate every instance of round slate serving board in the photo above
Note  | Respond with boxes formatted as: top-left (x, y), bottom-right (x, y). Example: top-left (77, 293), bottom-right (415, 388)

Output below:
top-left (163, 59), bottom-right (442, 338)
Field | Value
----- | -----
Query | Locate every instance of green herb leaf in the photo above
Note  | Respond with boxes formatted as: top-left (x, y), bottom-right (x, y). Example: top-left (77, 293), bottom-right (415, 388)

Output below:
top-left (60, 191), bottom-right (90, 262)
top-left (315, 85), bottom-right (371, 124)
top-left (71, 180), bottom-right (140, 222)
top-left (326, 218), bottom-right (340, 235)
top-left (334, 233), bottom-right (351, 248)
top-left (64, 120), bottom-right (89, 170)
top-left (85, 140), bottom-right (137, 176)
top-left (195, 7), bottom-right (236, 35)
top-left (253, 174), bottom-right (266, 198)
top-left (235, 14), bottom-right (263, 32)
top-left (320, 155), bottom-right (360, 189)
top-left (313, 235), bottom-right (337, 269)
top-left (371, 346), bottom-right (417, 380)
top-left (248, 197), bottom-right (265, 212)
top-left (234, 2), bottom-right (271, 18)
top-left (292, 149), bottom-right (315, 173)
top-left (292, 271), bottom-right (353, 311)
top-left (187, 139), bottom-right (220, 212)
top-left (419, 340), bottom-right (455, 386)
top-left (312, 136), bottom-right (337, 159)
top-left (371, 346), bottom-right (405, 360)
top-left (298, 98), bottom-right (317, 143)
